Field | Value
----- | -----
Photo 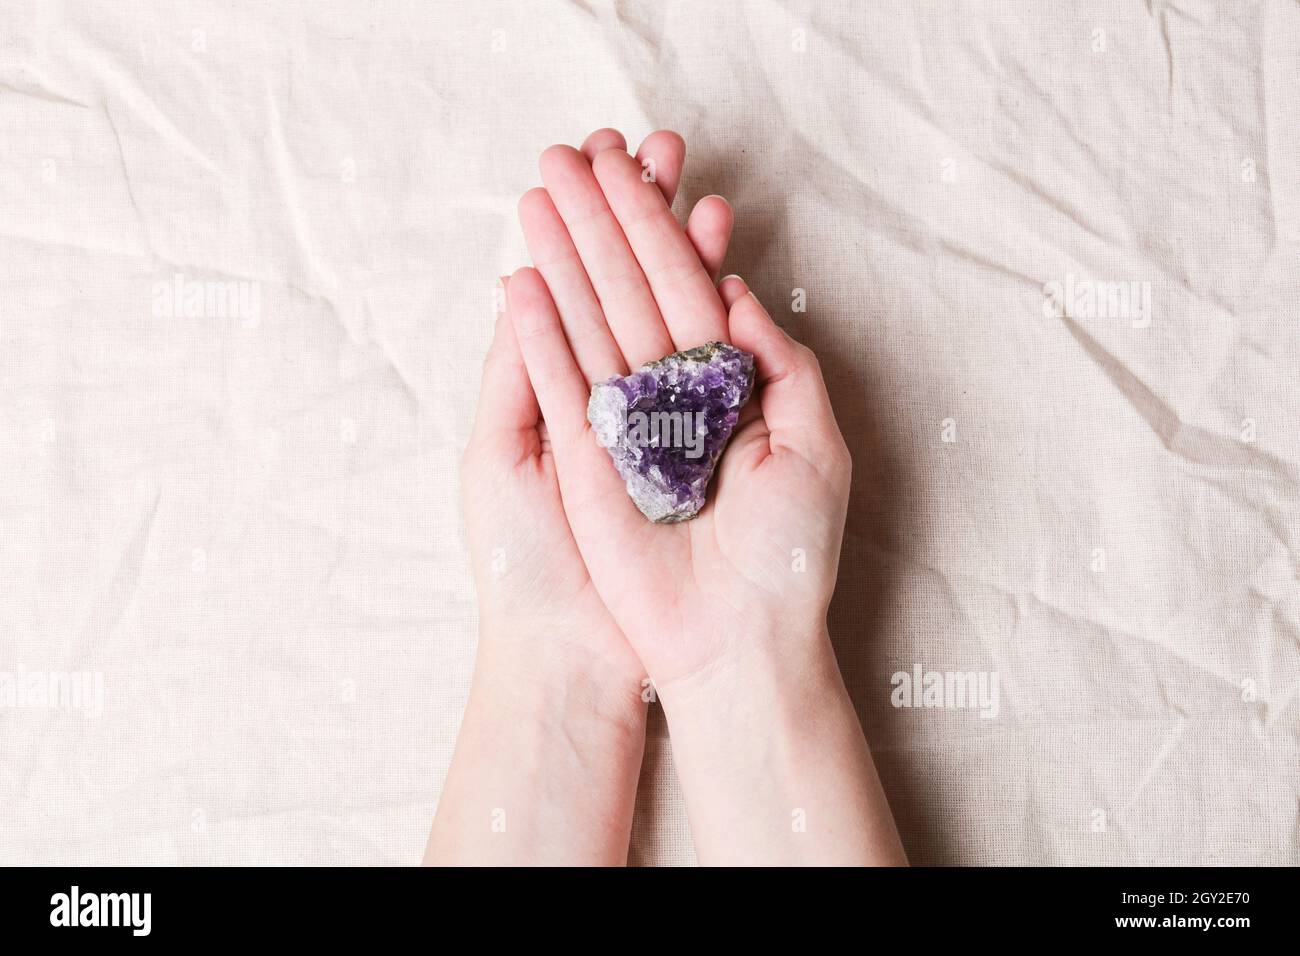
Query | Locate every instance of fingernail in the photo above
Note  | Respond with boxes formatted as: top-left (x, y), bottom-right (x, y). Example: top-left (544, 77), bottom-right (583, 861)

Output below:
top-left (720, 274), bottom-right (744, 283)
top-left (703, 194), bottom-right (731, 207)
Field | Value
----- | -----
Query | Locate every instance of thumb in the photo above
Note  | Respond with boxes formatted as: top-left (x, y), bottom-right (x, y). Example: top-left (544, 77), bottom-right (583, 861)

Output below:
top-left (723, 277), bottom-right (847, 470)
top-left (469, 274), bottom-right (540, 452)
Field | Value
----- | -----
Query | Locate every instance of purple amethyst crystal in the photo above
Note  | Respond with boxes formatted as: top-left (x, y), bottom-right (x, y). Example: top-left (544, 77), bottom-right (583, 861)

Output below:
top-left (587, 342), bottom-right (755, 523)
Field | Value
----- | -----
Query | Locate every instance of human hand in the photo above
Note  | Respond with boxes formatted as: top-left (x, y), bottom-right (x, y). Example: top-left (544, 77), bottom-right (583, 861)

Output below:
top-left (464, 129), bottom-right (736, 707)
top-left (510, 134), bottom-right (904, 864)
top-left (435, 128), bottom-right (902, 866)
top-left (427, 129), bottom-right (737, 865)
top-left (511, 140), bottom-right (851, 700)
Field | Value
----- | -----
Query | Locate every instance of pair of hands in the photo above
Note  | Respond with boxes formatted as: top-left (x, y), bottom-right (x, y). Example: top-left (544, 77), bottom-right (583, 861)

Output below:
top-left (466, 127), bottom-right (850, 704)
top-left (431, 128), bottom-right (903, 866)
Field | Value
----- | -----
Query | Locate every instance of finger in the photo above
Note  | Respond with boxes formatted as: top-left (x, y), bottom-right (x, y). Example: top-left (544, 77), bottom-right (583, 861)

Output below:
top-left (470, 275), bottom-right (540, 450)
top-left (634, 129), bottom-right (685, 206)
top-left (507, 270), bottom-right (641, 532)
top-left (717, 278), bottom-right (765, 431)
top-left (591, 148), bottom-right (729, 350)
top-left (700, 275), bottom-right (771, 475)
top-left (539, 144), bottom-right (674, 368)
top-left (507, 267), bottom-right (592, 452)
top-left (638, 132), bottom-right (726, 276)
top-left (719, 273), bottom-right (749, 309)
top-left (687, 195), bottom-right (733, 283)
top-left (726, 287), bottom-right (844, 465)
top-left (580, 127), bottom-right (626, 162)
top-left (518, 186), bottom-right (627, 384)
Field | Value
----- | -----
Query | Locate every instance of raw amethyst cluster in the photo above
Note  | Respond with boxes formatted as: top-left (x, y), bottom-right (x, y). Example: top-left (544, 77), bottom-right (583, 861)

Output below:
top-left (587, 342), bottom-right (755, 523)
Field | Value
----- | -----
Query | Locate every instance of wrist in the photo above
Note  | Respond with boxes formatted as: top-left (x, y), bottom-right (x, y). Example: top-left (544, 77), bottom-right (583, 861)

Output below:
top-left (652, 620), bottom-right (905, 866)
top-left (655, 617), bottom-right (842, 726)
top-left (472, 622), bottom-right (649, 740)
top-left (429, 626), bottom-right (648, 866)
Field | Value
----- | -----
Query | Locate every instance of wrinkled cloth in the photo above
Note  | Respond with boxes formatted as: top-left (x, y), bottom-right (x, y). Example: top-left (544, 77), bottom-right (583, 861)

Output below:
top-left (0, 0), bottom-right (1296, 866)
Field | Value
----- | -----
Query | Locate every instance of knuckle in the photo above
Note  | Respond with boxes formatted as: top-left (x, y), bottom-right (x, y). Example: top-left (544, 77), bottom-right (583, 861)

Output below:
top-left (598, 267), bottom-right (649, 303)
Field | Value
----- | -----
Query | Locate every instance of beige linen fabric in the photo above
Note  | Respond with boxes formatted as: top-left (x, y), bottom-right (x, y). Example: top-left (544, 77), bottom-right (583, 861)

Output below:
top-left (1, 0), bottom-right (1296, 865)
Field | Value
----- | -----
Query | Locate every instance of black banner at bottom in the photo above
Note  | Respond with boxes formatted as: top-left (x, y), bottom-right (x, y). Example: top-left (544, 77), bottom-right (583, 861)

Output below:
top-left (0, 866), bottom-right (1286, 943)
